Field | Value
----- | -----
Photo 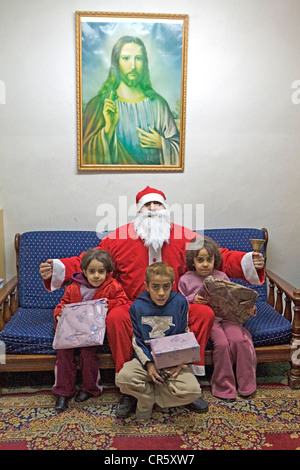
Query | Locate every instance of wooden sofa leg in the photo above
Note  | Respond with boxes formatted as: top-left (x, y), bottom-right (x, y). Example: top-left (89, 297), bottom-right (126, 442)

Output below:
top-left (289, 367), bottom-right (300, 389)
top-left (289, 290), bottom-right (300, 389)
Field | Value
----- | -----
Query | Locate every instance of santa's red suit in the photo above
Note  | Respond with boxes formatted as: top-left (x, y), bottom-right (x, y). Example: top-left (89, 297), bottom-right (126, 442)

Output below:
top-left (44, 222), bottom-right (264, 375)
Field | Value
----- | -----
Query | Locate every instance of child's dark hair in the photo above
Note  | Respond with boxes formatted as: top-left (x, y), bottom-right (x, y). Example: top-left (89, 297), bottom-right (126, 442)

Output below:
top-left (145, 262), bottom-right (175, 285)
top-left (80, 248), bottom-right (114, 272)
top-left (185, 236), bottom-right (222, 271)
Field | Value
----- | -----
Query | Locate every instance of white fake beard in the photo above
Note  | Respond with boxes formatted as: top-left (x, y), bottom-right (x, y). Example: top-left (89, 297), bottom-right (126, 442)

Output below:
top-left (133, 209), bottom-right (172, 251)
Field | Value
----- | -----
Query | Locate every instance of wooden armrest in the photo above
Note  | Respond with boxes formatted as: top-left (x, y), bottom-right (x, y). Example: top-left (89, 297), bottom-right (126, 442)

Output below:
top-left (0, 276), bottom-right (18, 304)
top-left (267, 272), bottom-right (300, 390)
top-left (0, 276), bottom-right (19, 330)
top-left (266, 269), bottom-right (300, 300)
top-left (266, 269), bottom-right (300, 332)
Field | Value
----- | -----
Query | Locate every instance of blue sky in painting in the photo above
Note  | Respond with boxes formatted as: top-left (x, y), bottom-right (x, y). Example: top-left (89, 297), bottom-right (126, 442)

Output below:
top-left (81, 19), bottom-right (183, 114)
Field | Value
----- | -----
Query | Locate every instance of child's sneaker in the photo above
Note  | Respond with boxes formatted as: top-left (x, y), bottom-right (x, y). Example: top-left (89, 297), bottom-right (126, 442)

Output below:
top-left (187, 397), bottom-right (209, 413)
top-left (135, 407), bottom-right (153, 421)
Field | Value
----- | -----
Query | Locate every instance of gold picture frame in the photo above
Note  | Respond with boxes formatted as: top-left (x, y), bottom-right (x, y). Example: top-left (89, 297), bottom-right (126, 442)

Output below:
top-left (76, 11), bottom-right (188, 172)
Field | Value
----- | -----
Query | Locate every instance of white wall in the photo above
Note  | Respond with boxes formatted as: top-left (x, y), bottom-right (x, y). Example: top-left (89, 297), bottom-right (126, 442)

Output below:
top-left (0, 0), bottom-right (299, 287)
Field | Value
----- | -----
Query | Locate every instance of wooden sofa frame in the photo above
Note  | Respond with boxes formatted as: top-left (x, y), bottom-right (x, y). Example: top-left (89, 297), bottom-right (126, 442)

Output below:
top-left (1, 231), bottom-right (300, 394)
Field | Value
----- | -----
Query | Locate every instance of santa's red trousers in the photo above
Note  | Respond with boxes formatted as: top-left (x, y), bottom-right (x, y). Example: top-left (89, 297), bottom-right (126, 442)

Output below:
top-left (106, 304), bottom-right (215, 373)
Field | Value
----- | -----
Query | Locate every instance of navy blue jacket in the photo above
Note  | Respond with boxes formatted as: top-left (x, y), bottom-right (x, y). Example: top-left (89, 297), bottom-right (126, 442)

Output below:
top-left (129, 290), bottom-right (189, 367)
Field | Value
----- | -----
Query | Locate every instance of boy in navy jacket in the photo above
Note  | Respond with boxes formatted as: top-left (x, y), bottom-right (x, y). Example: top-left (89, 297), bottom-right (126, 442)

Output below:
top-left (115, 262), bottom-right (207, 421)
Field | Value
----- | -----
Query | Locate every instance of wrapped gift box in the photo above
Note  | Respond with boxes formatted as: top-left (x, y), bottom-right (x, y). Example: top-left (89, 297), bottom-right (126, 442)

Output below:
top-left (150, 332), bottom-right (200, 370)
top-left (199, 275), bottom-right (258, 323)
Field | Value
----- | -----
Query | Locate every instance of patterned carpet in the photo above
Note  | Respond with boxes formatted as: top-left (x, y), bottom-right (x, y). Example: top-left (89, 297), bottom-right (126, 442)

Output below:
top-left (1, 383), bottom-right (300, 451)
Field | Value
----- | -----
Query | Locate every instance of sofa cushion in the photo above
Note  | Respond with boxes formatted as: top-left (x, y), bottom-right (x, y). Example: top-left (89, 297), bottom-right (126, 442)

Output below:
top-left (204, 228), bottom-right (266, 253)
top-left (19, 228), bottom-right (266, 308)
top-left (1, 302), bottom-right (292, 356)
top-left (244, 300), bottom-right (292, 347)
top-left (0, 307), bottom-right (111, 355)
top-left (0, 308), bottom-right (56, 354)
top-left (1, 228), bottom-right (291, 357)
top-left (18, 231), bottom-right (103, 309)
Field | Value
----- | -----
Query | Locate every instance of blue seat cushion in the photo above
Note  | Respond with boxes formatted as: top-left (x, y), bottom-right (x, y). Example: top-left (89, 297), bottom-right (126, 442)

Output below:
top-left (0, 308), bottom-right (56, 354)
top-left (243, 300), bottom-right (292, 347)
top-left (1, 301), bottom-right (292, 355)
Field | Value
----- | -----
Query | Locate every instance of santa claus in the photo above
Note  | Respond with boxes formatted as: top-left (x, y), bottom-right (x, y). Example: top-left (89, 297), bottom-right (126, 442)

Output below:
top-left (40, 186), bottom-right (264, 416)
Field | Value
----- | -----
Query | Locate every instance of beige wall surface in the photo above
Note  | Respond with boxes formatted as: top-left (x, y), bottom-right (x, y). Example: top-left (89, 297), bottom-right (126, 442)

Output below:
top-left (0, 0), bottom-right (299, 287)
top-left (0, 210), bottom-right (5, 283)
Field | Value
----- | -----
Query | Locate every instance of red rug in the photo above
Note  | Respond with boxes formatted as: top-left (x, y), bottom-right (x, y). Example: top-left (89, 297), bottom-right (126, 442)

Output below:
top-left (0, 384), bottom-right (300, 450)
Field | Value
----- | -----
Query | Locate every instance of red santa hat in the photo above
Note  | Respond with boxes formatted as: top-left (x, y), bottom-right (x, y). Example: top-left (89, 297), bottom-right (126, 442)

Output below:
top-left (136, 186), bottom-right (167, 212)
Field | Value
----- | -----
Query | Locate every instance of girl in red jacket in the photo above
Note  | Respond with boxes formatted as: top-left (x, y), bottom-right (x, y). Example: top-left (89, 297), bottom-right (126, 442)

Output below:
top-left (53, 248), bottom-right (130, 412)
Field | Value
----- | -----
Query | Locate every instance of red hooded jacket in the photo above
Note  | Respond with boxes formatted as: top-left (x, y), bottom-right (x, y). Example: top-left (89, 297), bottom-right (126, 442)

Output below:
top-left (53, 272), bottom-right (130, 324)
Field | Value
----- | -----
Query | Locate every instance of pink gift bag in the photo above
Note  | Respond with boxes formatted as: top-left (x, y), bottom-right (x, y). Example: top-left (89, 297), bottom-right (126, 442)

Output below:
top-left (52, 298), bottom-right (108, 350)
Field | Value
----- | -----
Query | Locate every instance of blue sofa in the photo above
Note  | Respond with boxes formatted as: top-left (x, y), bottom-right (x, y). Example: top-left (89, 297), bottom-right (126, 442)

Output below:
top-left (1, 228), bottom-right (299, 392)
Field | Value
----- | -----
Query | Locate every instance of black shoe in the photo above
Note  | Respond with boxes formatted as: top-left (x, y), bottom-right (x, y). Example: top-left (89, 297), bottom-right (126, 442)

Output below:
top-left (116, 394), bottom-right (137, 418)
top-left (75, 391), bottom-right (93, 402)
top-left (55, 396), bottom-right (68, 412)
top-left (187, 397), bottom-right (209, 413)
